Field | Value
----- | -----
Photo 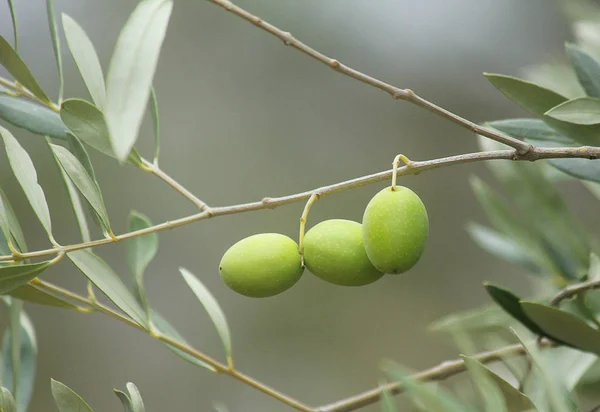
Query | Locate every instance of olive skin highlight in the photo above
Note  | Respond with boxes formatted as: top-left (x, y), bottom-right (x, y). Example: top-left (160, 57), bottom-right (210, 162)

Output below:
top-left (362, 186), bottom-right (429, 274)
top-left (303, 219), bottom-right (383, 286)
top-left (219, 233), bottom-right (304, 298)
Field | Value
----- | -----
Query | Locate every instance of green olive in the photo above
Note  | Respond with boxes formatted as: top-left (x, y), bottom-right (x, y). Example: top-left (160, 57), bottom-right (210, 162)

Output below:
top-left (219, 233), bottom-right (304, 298)
top-left (303, 219), bottom-right (384, 286)
top-left (362, 186), bottom-right (429, 274)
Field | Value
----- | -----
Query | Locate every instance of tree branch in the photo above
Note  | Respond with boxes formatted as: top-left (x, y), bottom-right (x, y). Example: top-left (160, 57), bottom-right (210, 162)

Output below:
top-left (1, 146), bottom-right (598, 263)
top-left (550, 278), bottom-right (600, 306)
top-left (205, 0), bottom-right (531, 154)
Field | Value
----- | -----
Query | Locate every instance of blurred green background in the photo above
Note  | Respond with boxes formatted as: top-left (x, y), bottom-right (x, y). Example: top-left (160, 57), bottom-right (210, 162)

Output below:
top-left (0, 0), bottom-right (592, 410)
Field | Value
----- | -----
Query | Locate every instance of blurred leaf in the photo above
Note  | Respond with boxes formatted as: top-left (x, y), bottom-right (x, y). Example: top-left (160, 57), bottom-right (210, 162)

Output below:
top-left (49, 143), bottom-right (112, 234)
top-left (566, 43), bottom-right (600, 99)
top-left (46, 0), bottom-right (63, 102)
top-left (467, 223), bottom-right (542, 274)
top-left (7, 299), bottom-right (20, 411)
top-left (128, 211), bottom-right (157, 317)
top-left (125, 383), bottom-right (144, 412)
top-left (429, 304), bottom-right (511, 334)
top-left (382, 361), bottom-right (473, 412)
top-left (463, 356), bottom-right (534, 411)
top-left (0, 126), bottom-right (54, 239)
top-left (521, 302), bottom-right (600, 356)
top-left (60, 99), bottom-right (114, 157)
top-left (485, 73), bottom-right (600, 146)
top-left (2, 305), bottom-right (36, 412)
top-left (0, 186), bottom-right (26, 253)
top-left (0, 94), bottom-right (69, 139)
top-left (486, 118), bottom-right (571, 142)
top-left (512, 329), bottom-right (576, 412)
top-left (526, 137), bottom-right (600, 183)
top-left (51, 379), bottom-right (93, 412)
top-left (379, 380), bottom-right (398, 412)
top-left (105, 0), bottom-right (173, 162)
top-left (67, 250), bottom-right (149, 330)
top-left (549, 347), bottom-right (598, 391)
top-left (180, 268), bottom-right (232, 361)
top-left (149, 87), bottom-right (160, 162)
top-left (62, 14), bottom-right (106, 109)
top-left (150, 311), bottom-right (216, 371)
top-left (0, 35), bottom-right (50, 103)
top-left (545, 97), bottom-right (600, 125)
top-left (0, 262), bottom-right (52, 294)
top-left (8, 284), bottom-right (79, 310)
top-left (114, 389), bottom-right (132, 412)
top-left (7, 0), bottom-right (17, 52)
top-left (0, 387), bottom-right (16, 412)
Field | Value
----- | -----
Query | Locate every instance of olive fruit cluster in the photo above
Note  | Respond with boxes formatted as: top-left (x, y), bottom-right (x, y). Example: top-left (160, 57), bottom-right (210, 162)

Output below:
top-left (219, 185), bottom-right (428, 298)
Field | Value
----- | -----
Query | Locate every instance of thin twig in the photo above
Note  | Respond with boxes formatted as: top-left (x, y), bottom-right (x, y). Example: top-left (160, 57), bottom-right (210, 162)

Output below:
top-left (1, 146), bottom-right (599, 263)
top-left (205, 0), bottom-right (531, 154)
top-left (550, 278), bottom-right (600, 306)
top-left (141, 158), bottom-right (210, 211)
top-left (32, 279), bottom-right (314, 412)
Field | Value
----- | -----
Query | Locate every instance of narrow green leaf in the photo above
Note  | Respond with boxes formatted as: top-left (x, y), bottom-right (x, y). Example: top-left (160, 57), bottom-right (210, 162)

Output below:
top-left (2, 307), bottom-right (37, 412)
top-left (485, 73), bottom-right (600, 146)
top-left (0, 93), bottom-right (69, 139)
top-left (467, 223), bottom-right (542, 274)
top-left (104, 0), bottom-right (173, 162)
top-left (128, 211), bottom-right (157, 317)
top-left (0, 126), bottom-right (54, 239)
top-left (462, 356), bottom-right (535, 411)
top-left (150, 311), bottom-right (216, 371)
top-left (0, 387), bottom-right (16, 412)
top-left (461, 356), bottom-right (507, 412)
top-left (8, 284), bottom-right (79, 310)
top-left (521, 302), bottom-right (600, 355)
top-left (526, 137), bottom-right (600, 183)
top-left (149, 87), bottom-right (160, 163)
top-left (51, 379), bottom-right (93, 412)
top-left (483, 284), bottom-right (550, 337)
top-left (126, 383), bottom-right (144, 412)
top-left (7, 0), bottom-right (18, 52)
top-left (114, 389), bottom-right (133, 412)
top-left (485, 73), bottom-right (566, 116)
top-left (46, 0), bottom-right (63, 102)
top-left (0, 186), bottom-right (27, 253)
top-left (60, 99), bottom-right (114, 157)
top-left (50, 143), bottom-right (112, 233)
top-left (565, 43), bottom-right (600, 99)
top-left (0, 35), bottom-right (50, 103)
top-left (62, 14), bottom-right (106, 109)
top-left (55, 159), bottom-right (91, 243)
top-left (545, 97), bottom-right (600, 125)
top-left (512, 329), bottom-right (574, 412)
top-left (0, 262), bottom-right (52, 294)
top-left (66, 134), bottom-right (97, 184)
top-left (382, 361), bottom-right (472, 412)
top-left (67, 250), bottom-right (149, 330)
top-left (179, 268), bottom-right (232, 360)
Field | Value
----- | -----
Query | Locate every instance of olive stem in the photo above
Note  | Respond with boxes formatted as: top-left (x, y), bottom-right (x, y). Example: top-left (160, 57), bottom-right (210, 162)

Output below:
top-left (298, 192), bottom-right (321, 263)
top-left (391, 154), bottom-right (413, 191)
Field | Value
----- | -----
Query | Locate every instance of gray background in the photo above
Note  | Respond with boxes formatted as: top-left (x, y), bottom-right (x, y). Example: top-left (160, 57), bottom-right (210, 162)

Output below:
top-left (0, 1), bottom-right (592, 411)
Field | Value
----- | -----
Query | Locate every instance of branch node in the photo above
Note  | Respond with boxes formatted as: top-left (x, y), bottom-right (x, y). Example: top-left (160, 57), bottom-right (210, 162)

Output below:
top-left (329, 59), bottom-right (340, 69)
